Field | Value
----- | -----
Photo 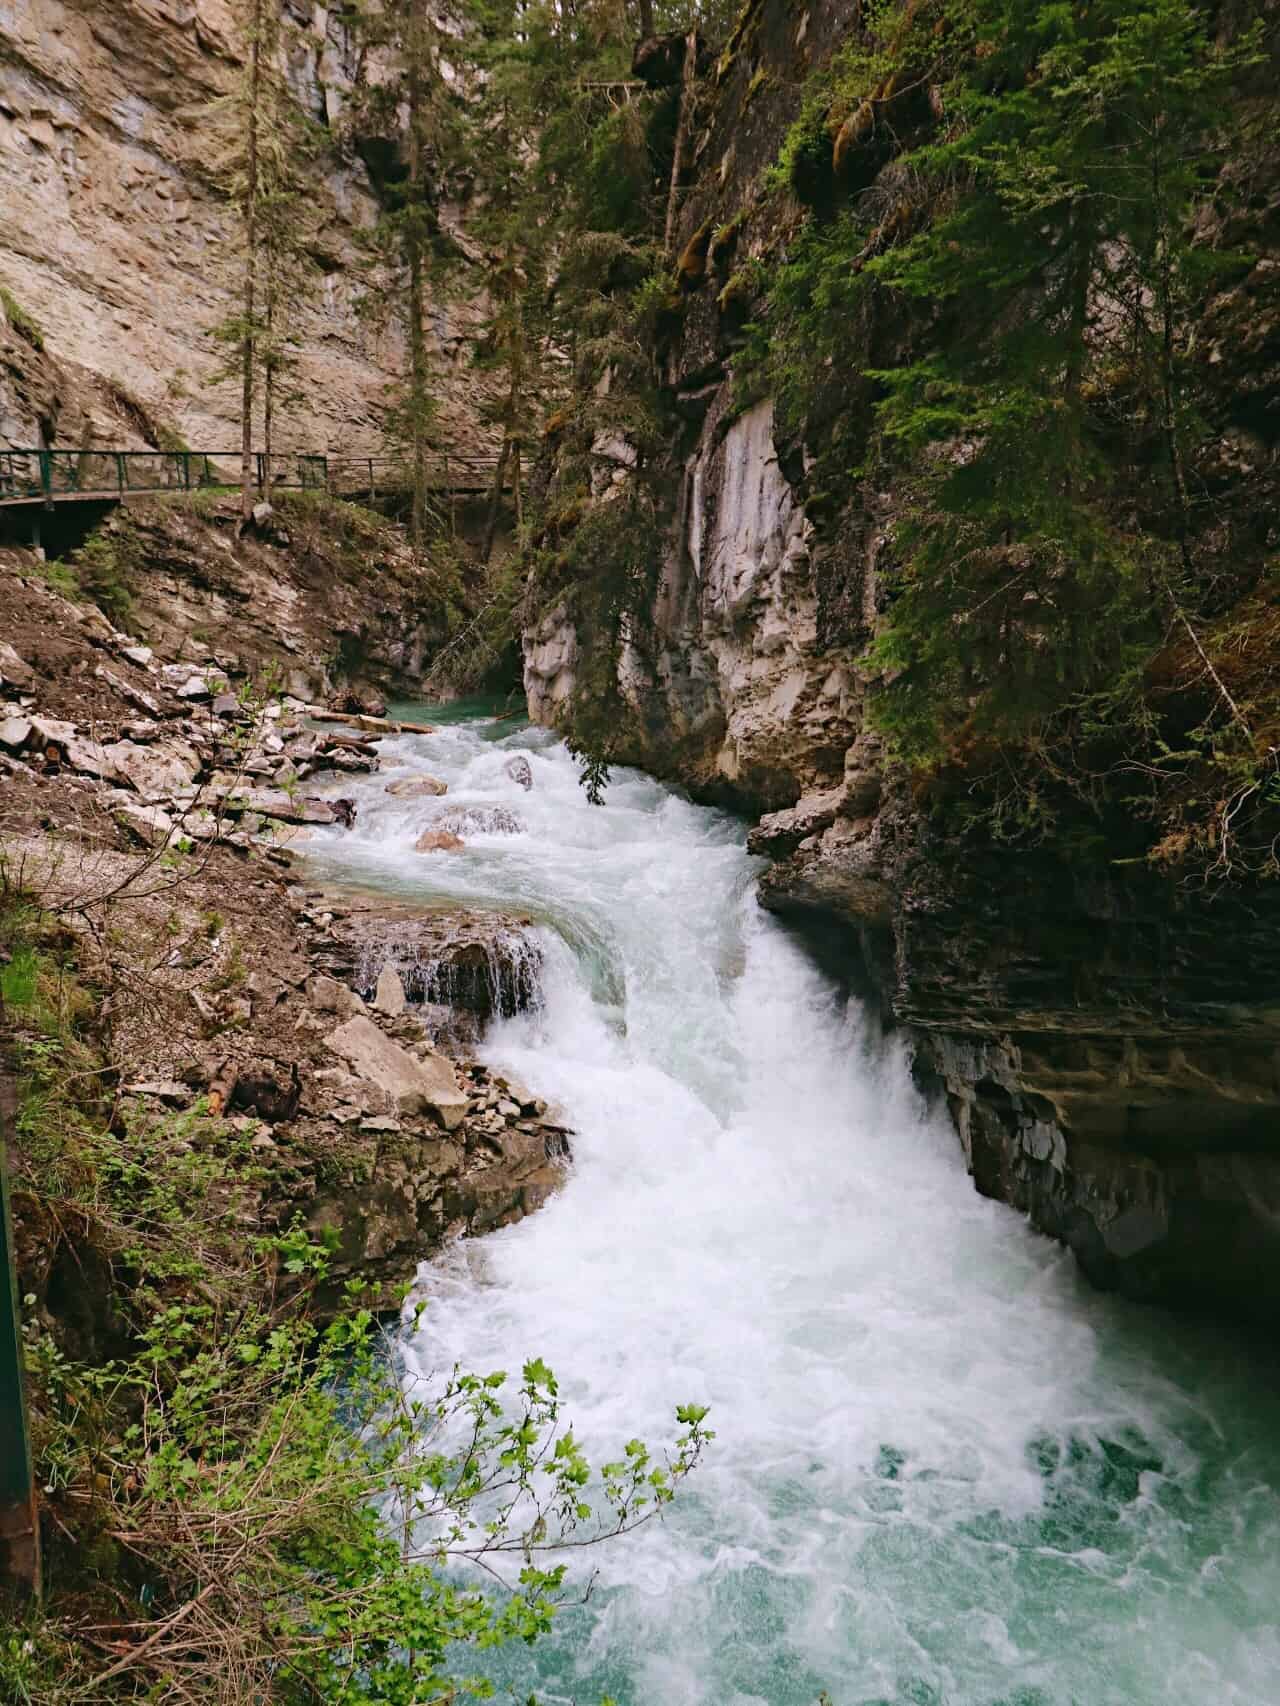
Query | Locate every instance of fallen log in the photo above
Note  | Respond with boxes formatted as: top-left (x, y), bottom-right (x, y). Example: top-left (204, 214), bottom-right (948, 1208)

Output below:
top-left (305, 708), bottom-right (427, 735)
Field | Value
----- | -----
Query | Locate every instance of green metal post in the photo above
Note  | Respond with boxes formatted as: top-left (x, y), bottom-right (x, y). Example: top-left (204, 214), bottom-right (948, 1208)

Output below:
top-left (0, 1062), bottom-right (40, 1600)
top-left (184, 452), bottom-right (192, 491)
top-left (116, 452), bottom-right (125, 498)
top-left (37, 450), bottom-right (52, 510)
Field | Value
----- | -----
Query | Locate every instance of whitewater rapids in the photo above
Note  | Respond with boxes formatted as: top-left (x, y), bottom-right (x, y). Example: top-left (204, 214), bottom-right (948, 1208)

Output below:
top-left (304, 712), bottom-right (1280, 1706)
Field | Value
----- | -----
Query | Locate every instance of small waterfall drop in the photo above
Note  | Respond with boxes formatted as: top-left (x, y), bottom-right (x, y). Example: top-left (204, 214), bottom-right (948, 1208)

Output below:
top-left (302, 715), bottom-right (1280, 1706)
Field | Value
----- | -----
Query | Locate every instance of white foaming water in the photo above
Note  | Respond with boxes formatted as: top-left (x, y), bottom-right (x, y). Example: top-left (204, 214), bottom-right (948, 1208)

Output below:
top-left (304, 716), bottom-right (1280, 1706)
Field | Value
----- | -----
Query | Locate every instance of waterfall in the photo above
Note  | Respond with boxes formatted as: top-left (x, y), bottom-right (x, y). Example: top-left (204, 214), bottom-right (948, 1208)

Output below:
top-left (302, 716), bottom-right (1280, 1706)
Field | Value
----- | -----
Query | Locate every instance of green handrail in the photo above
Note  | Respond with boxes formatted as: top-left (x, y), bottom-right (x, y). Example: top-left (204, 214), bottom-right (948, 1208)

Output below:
top-left (0, 1118), bottom-right (40, 1598)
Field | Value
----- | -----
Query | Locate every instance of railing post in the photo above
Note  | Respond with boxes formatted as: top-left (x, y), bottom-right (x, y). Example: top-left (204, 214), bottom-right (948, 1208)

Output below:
top-left (0, 1067), bottom-right (41, 1602)
top-left (183, 452), bottom-right (192, 491)
top-left (37, 449), bottom-right (52, 510)
top-left (116, 452), bottom-right (125, 498)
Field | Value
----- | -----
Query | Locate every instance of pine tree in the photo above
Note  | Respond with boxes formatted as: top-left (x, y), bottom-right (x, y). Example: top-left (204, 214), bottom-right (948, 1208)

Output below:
top-left (753, 0), bottom-right (1260, 764)
top-left (858, 0), bottom-right (1261, 759)
top-left (209, 0), bottom-right (320, 518)
top-left (346, 0), bottom-right (463, 546)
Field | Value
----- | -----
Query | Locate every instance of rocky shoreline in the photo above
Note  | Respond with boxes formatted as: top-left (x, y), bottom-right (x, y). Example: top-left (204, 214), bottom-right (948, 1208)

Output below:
top-left (2, 547), bottom-right (570, 1331)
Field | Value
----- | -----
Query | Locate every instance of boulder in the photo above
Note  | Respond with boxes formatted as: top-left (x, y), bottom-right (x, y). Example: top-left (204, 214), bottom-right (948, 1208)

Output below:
top-left (119, 643), bottom-right (154, 668)
top-left (0, 716), bottom-right (32, 751)
top-left (0, 641), bottom-right (36, 692)
top-left (323, 902), bottom-right (543, 1024)
top-left (219, 787), bottom-right (344, 825)
top-left (325, 1015), bottom-right (468, 1128)
top-left (747, 788), bottom-right (844, 858)
top-left (415, 828), bottom-right (465, 853)
top-left (307, 975), bottom-right (367, 1016)
top-left (113, 801), bottom-right (176, 848)
top-left (104, 738), bottom-right (200, 798)
top-left (63, 735), bottom-right (117, 780)
top-left (373, 964), bottom-right (406, 1017)
top-left (504, 755), bottom-right (533, 791)
top-left (386, 774), bottom-right (448, 798)
top-left (326, 748), bottom-right (379, 773)
top-left (28, 714), bottom-right (77, 755)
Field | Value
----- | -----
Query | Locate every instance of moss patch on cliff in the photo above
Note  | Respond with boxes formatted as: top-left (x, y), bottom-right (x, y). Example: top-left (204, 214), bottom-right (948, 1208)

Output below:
top-left (0, 284), bottom-right (46, 353)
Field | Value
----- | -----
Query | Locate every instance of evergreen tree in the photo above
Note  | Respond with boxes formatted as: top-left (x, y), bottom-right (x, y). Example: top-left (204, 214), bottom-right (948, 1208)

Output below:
top-left (209, 0), bottom-right (320, 517)
top-left (346, 0), bottom-right (464, 546)
top-left (754, 0), bottom-right (1261, 768)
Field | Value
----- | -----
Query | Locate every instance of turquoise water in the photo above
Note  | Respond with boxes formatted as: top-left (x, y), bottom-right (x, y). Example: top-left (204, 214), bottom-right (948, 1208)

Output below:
top-left (305, 717), bottom-right (1280, 1706)
top-left (388, 691), bottom-right (527, 731)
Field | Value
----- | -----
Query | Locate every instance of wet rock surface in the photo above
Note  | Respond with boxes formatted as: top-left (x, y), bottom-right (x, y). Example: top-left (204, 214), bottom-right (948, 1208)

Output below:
top-left (310, 897), bottom-right (545, 1037)
top-left (760, 803), bottom-right (1280, 1323)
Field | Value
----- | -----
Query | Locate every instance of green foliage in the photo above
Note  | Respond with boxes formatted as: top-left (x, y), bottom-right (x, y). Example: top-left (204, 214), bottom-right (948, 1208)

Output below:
top-left (26, 555), bottom-right (82, 601)
top-left (0, 283), bottom-right (46, 351)
top-left (73, 519), bottom-right (143, 624)
top-left (15, 1282), bottom-right (711, 1705)
top-left (743, 0), bottom-right (1276, 866)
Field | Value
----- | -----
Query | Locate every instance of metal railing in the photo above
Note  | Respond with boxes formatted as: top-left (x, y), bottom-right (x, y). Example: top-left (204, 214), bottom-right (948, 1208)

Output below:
top-left (0, 448), bottom-right (504, 506)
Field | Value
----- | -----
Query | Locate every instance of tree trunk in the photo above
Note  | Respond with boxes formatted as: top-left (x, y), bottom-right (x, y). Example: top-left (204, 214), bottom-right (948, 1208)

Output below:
top-left (406, 0), bottom-right (430, 549)
top-left (263, 281), bottom-right (276, 503)
top-left (637, 0), bottom-right (654, 38)
top-left (663, 30), bottom-right (698, 256)
top-left (481, 437), bottom-right (511, 565)
top-left (1151, 125), bottom-right (1193, 580)
top-left (239, 0), bottom-right (263, 527)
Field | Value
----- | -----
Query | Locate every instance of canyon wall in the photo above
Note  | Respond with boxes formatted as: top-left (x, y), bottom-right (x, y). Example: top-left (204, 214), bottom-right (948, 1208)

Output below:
top-left (523, 0), bottom-right (1280, 1321)
top-left (0, 0), bottom-right (482, 454)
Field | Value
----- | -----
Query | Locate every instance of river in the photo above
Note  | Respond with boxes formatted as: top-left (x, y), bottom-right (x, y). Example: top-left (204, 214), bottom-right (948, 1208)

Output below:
top-left (303, 711), bottom-right (1280, 1706)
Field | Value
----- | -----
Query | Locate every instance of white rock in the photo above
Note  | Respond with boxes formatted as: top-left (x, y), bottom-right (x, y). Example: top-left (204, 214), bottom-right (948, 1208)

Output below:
top-left (385, 774), bottom-right (447, 798)
top-left (306, 975), bottom-right (367, 1017)
top-left (114, 801), bottom-right (176, 848)
top-left (0, 717), bottom-right (32, 751)
top-left (373, 964), bottom-right (406, 1017)
top-left (28, 714), bottom-right (77, 751)
top-left (104, 738), bottom-right (199, 797)
top-left (0, 641), bottom-right (36, 692)
top-left (325, 1015), bottom-right (468, 1128)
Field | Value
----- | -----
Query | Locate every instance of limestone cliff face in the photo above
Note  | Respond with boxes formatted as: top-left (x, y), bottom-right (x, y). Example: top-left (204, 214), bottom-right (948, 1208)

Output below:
top-left (528, 392), bottom-right (862, 808)
top-left (0, 0), bottom-right (480, 454)
top-left (522, 0), bottom-right (1280, 1321)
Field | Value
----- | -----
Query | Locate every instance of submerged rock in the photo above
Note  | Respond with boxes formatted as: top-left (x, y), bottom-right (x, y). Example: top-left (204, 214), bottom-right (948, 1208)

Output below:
top-left (415, 828), bottom-right (465, 853)
top-left (429, 803), bottom-right (522, 837)
top-left (387, 774), bottom-right (448, 798)
top-left (504, 755), bottom-right (533, 790)
top-left (317, 900), bottom-right (544, 1028)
